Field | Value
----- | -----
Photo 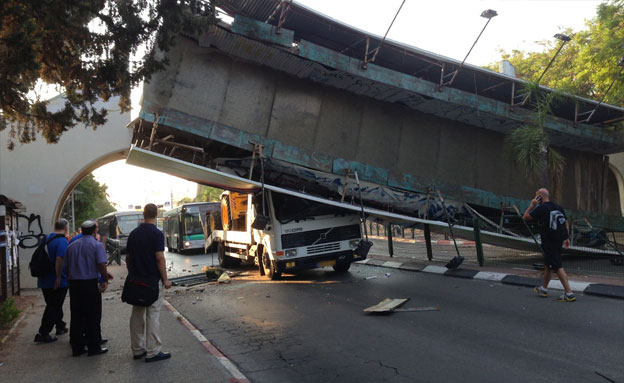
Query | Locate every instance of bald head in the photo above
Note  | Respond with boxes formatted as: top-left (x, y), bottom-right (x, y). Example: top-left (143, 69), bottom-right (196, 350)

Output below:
top-left (536, 188), bottom-right (550, 202)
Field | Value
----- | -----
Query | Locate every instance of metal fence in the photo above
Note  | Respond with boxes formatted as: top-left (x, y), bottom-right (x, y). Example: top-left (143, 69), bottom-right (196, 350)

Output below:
top-left (366, 222), bottom-right (624, 278)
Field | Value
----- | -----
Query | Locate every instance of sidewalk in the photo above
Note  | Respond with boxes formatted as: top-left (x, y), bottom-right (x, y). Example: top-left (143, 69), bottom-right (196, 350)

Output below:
top-left (0, 265), bottom-right (239, 383)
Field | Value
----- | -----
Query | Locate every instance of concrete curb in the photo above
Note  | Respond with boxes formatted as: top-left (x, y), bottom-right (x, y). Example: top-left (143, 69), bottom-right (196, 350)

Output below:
top-left (163, 300), bottom-right (250, 383)
top-left (355, 259), bottom-right (624, 300)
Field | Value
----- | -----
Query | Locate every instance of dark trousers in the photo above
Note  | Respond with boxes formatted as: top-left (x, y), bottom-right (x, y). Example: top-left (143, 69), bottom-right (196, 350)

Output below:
top-left (69, 279), bottom-right (102, 353)
top-left (38, 287), bottom-right (68, 336)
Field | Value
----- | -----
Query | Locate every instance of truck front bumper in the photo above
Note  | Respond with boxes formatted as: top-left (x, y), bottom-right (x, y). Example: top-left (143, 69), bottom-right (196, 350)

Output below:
top-left (275, 250), bottom-right (366, 272)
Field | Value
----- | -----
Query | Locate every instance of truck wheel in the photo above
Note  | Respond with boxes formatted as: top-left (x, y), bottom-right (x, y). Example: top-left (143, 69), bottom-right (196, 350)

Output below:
top-left (333, 262), bottom-right (351, 273)
top-left (261, 250), bottom-right (281, 280)
top-left (218, 242), bottom-right (231, 268)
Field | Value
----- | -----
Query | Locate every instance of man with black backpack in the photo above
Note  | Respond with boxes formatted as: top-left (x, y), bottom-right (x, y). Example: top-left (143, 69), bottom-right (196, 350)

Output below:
top-left (523, 188), bottom-right (576, 302)
top-left (34, 218), bottom-right (70, 343)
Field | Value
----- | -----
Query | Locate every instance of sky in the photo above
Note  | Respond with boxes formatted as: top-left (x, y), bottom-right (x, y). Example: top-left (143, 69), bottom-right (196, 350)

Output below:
top-left (93, 0), bottom-right (604, 209)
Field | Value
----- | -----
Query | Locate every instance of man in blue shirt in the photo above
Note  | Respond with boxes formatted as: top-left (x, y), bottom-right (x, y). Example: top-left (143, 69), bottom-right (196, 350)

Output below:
top-left (127, 203), bottom-right (172, 363)
top-left (65, 220), bottom-right (112, 356)
top-left (35, 218), bottom-right (69, 343)
top-left (69, 219), bottom-right (107, 346)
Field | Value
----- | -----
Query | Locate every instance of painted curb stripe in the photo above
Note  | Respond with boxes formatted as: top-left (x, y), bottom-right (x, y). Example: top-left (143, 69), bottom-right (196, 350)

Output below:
top-left (357, 260), bottom-right (624, 299)
top-left (422, 265), bottom-right (448, 274)
top-left (473, 272), bottom-right (507, 282)
top-left (584, 284), bottom-right (624, 299)
top-left (163, 300), bottom-right (250, 383)
top-left (382, 261), bottom-right (404, 268)
top-left (444, 269), bottom-right (479, 279)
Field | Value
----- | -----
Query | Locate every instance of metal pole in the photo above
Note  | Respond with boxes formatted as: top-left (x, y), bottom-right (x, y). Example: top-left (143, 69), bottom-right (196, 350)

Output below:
top-left (369, 0), bottom-right (406, 64)
top-left (424, 224), bottom-right (433, 261)
top-left (445, 17), bottom-right (493, 87)
top-left (536, 39), bottom-right (568, 84)
top-left (71, 191), bottom-right (75, 234)
top-left (473, 218), bottom-right (484, 267)
top-left (387, 223), bottom-right (393, 257)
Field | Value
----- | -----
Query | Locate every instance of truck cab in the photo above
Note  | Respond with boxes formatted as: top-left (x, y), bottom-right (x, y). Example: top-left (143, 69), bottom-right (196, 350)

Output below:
top-left (204, 190), bottom-right (366, 279)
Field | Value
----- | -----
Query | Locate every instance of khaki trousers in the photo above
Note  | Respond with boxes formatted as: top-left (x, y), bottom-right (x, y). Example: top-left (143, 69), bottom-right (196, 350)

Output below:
top-left (130, 284), bottom-right (163, 358)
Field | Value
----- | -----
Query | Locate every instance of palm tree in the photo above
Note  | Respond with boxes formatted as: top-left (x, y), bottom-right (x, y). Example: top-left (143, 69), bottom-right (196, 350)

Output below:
top-left (505, 81), bottom-right (566, 200)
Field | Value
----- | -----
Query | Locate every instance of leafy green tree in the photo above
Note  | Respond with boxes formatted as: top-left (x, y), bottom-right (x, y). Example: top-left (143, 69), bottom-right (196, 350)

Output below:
top-left (0, 0), bottom-right (217, 150)
top-left (194, 184), bottom-right (222, 202)
top-left (487, 0), bottom-right (624, 106)
top-left (491, 0), bottom-right (623, 200)
top-left (61, 173), bottom-right (115, 231)
top-left (176, 196), bottom-right (194, 206)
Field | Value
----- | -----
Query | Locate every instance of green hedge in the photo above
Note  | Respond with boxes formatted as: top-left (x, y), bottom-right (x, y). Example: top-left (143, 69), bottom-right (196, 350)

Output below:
top-left (0, 298), bottom-right (19, 325)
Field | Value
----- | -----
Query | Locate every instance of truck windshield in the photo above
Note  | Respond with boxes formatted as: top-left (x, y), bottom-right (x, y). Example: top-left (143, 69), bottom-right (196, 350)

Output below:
top-left (272, 193), bottom-right (348, 223)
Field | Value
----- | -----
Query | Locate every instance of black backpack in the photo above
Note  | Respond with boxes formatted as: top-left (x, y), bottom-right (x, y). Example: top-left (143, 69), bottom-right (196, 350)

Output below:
top-left (545, 204), bottom-right (569, 241)
top-left (29, 234), bottom-right (65, 278)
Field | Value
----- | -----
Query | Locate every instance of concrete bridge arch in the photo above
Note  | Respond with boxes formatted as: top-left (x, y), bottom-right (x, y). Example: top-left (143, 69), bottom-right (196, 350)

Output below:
top-left (0, 95), bottom-right (131, 288)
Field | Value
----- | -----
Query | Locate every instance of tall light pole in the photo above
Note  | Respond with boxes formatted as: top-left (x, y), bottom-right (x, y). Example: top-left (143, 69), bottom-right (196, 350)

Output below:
top-left (71, 189), bottom-right (84, 233)
top-left (536, 33), bottom-right (571, 85)
top-left (441, 9), bottom-right (498, 88)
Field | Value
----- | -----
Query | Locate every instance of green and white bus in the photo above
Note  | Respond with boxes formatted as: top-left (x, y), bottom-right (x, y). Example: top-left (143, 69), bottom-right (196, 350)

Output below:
top-left (163, 202), bottom-right (219, 254)
top-left (97, 210), bottom-right (144, 253)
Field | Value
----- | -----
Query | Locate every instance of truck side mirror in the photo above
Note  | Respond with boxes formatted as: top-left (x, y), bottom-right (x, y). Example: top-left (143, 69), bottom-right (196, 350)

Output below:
top-left (252, 215), bottom-right (270, 230)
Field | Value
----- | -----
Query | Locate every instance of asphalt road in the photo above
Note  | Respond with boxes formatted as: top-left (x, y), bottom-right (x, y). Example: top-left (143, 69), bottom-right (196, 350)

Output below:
top-left (164, 250), bottom-right (624, 383)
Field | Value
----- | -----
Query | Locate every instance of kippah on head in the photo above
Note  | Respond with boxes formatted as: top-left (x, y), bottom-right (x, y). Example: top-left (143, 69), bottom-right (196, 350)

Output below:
top-left (81, 220), bottom-right (96, 230)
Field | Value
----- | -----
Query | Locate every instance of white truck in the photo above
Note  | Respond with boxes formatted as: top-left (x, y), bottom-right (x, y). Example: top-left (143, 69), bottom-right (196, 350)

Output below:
top-left (202, 190), bottom-right (366, 279)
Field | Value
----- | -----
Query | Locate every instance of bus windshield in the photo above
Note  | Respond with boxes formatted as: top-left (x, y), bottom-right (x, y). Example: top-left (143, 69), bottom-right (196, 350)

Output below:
top-left (117, 214), bottom-right (143, 235)
top-left (183, 213), bottom-right (203, 235)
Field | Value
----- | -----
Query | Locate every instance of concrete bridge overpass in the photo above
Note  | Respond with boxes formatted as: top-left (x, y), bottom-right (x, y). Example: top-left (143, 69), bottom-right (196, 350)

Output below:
top-left (2, 0), bottom-right (624, 288)
top-left (134, 0), bottom-right (624, 225)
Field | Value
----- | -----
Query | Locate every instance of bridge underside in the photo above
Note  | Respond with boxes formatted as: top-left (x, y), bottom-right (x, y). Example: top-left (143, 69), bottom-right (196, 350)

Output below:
top-left (135, 18), bottom-right (624, 230)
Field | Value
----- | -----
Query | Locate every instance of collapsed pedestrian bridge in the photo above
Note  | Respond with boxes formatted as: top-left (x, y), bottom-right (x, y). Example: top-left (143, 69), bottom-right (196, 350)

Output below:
top-left (129, 0), bottom-right (624, 254)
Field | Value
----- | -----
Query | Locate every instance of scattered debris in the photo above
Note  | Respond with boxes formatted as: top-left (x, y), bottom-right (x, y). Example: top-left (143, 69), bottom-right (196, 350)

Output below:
top-left (191, 264), bottom-right (199, 267)
top-left (364, 298), bottom-right (439, 314)
top-left (217, 273), bottom-right (231, 284)
top-left (364, 298), bottom-right (409, 313)
top-left (364, 276), bottom-right (377, 280)
top-left (384, 272), bottom-right (391, 278)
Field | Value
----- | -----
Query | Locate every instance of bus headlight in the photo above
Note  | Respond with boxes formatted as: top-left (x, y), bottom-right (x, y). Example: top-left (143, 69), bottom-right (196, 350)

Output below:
top-left (349, 239), bottom-right (360, 249)
top-left (285, 249), bottom-right (297, 258)
top-left (184, 241), bottom-right (191, 248)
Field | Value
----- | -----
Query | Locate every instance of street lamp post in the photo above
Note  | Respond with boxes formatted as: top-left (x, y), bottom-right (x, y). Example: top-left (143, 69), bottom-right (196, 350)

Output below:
top-left (71, 189), bottom-right (84, 233)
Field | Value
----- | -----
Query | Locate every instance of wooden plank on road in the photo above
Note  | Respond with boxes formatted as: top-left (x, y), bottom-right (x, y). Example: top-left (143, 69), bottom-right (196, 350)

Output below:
top-left (364, 298), bottom-right (409, 313)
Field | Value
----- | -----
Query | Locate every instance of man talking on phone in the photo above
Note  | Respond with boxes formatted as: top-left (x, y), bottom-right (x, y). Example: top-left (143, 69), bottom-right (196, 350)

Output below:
top-left (523, 188), bottom-right (576, 302)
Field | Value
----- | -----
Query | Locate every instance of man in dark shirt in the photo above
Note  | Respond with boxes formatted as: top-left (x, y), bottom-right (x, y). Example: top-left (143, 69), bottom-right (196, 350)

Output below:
top-left (35, 218), bottom-right (69, 343)
top-left (126, 203), bottom-right (172, 363)
top-left (523, 188), bottom-right (576, 302)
